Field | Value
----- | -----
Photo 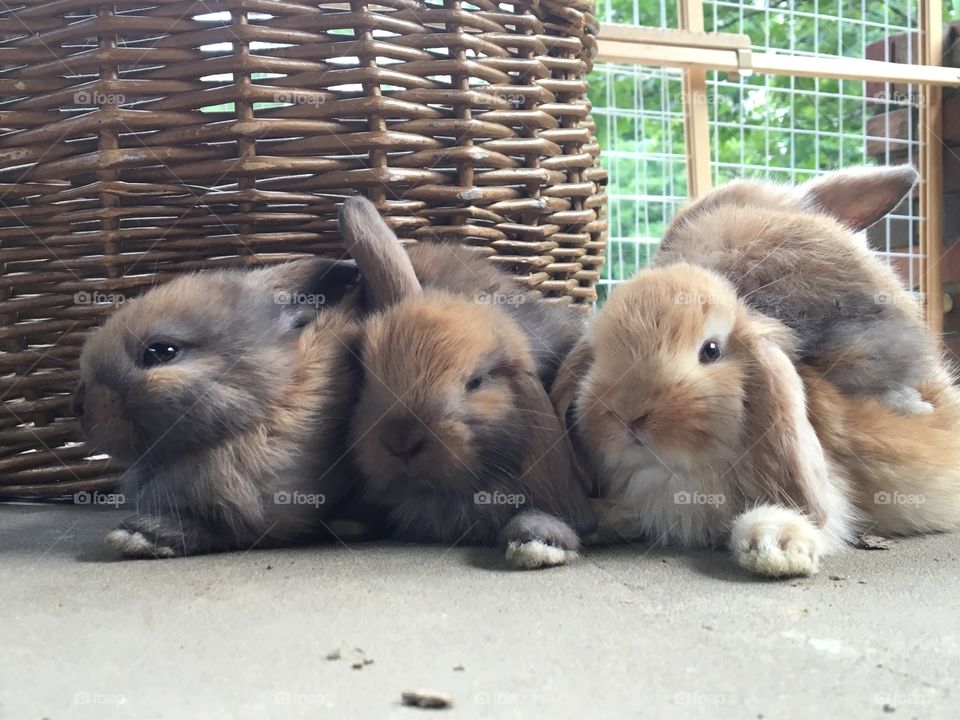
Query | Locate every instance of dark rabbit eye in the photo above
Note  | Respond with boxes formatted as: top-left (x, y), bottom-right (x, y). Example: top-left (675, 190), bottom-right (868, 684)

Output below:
top-left (699, 340), bottom-right (722, 364)
top-left (143, 342), bottom-right (179, 367)
top-left (465, 375), bottom-right (484, 392)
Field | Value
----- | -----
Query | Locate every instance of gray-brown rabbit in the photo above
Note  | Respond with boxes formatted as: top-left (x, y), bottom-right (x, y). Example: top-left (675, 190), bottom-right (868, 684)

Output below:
top-left (76, 258), bottom-right (366, 557)
top-left (339, 197), bottom-right (596, 568)
top-left (656, 165), bottom-right (935, 413)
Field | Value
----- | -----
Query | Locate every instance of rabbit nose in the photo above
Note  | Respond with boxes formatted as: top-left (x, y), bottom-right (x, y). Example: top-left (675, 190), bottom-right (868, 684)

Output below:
top-left (382, 422), bottom-right (427, 461)
top-left (72, 382), bottom-right (86, 418)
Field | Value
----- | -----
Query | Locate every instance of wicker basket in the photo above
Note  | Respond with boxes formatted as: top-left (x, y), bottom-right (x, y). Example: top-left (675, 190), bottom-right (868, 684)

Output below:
top-left (0, 0), bottom-right (607, 498)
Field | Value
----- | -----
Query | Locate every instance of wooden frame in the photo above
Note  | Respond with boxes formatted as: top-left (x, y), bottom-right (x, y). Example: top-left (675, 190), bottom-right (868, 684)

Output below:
top-left (595, 1), bottom-right (950, 326)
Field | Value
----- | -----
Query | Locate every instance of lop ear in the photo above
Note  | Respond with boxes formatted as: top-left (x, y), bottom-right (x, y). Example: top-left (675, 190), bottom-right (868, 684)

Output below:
top-left (799, 165), bottom-right (918, 232)
top-left (254, 257), bottom-right (361, 332)
top-left (550, 335), bottom-right (595, 430)
top-left (738, 318), bottom-right (831, 526)
top-left (513, 371), bottom-right (597, 536)
top-left (338, 196), bottom-right (421, 310)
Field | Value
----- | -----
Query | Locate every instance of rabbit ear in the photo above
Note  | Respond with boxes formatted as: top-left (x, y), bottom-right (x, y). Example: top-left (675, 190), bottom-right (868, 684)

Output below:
top-left (799, 165), bottom-right (918, 232)
top-left (513, 370), bottom-right (597, 535)
top-left (739, 318), bottom-right (831, 526)
top-left (257, 257), bottom-right (361, 305)
top-left (254, 257), bottom-right (362, 332)
top-left (550, 335), bottom-right (595, 431)
top-left (338, 196), bottom-right (421, 310)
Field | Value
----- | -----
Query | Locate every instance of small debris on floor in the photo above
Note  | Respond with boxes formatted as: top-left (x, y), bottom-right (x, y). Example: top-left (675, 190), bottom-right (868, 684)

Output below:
top-left (829, 574), bottom-right (847, 581)
top-left (857, 534), bottom-right (893, 550)
top-left (401, 689), bottom-right (453, 709)
top-left (265, 564), bottom-right (273, 570)
top-left (352, 658), bottom-right (374, 670)
top-left (883, 703), bottom-right (896, 713)
top-left (326, 649), bottom-right (341, 661)
top-left (453, 665), bottom-right (465, 672)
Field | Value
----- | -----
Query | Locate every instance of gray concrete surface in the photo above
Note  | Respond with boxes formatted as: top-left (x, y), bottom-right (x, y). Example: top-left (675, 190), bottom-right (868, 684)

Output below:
top-left (0, 504), bottom-right (957, 719)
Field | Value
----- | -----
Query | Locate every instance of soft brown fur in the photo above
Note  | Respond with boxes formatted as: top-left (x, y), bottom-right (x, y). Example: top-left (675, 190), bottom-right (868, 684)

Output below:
top-left (554, 264), bottom-right (838, 550)
top-left (340, 197), bottom-right (595, 558)
top-left (78, 258), bottom-right (370, 557)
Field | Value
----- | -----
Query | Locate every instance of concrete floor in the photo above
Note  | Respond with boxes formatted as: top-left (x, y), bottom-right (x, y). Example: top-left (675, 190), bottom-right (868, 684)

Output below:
top-left (0, 504), bottom-right (957, 719)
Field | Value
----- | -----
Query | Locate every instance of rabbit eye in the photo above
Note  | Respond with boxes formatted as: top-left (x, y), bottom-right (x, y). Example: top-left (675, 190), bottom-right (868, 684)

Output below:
top-left (143, 342), bottom-right (179, 367)
top-left (699, 340), bottom-right (722, 364)
top-left (465, 375), bottom-right (484, 392)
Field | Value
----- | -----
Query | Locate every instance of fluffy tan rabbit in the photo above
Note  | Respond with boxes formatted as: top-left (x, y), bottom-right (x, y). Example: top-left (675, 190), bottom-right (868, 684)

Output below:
top-left (76, 257), bottom-right (372, 557)
top-left (655, 165), bottom-right (935, 414)
top-left (339, 197), bottom-right (596, 568)
top-left (553, 261), bottom-right (960, 577)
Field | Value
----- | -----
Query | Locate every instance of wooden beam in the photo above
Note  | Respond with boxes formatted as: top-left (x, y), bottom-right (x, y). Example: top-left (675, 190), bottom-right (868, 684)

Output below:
top-left (596, 29), bottom-right (960, 87)
top-left (921, 0), bottom-right (945, 335)
top-left (678, 0), bottom-right (712, 198)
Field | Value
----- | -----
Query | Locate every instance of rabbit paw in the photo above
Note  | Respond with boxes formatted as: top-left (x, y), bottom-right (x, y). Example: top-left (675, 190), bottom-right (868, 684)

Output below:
top-left (731, 505), bottom-right (822, 578)
top-left (105, 527), bottom-right (177, 559)
top-left (501, 510), bottom-right (581, 570)
top-left (505, 540), bottom-right (579, 569)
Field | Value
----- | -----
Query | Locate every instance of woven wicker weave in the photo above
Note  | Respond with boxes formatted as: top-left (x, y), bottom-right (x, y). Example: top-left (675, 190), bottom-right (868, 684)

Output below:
top-left (0, 0), bottom-right (607, 498)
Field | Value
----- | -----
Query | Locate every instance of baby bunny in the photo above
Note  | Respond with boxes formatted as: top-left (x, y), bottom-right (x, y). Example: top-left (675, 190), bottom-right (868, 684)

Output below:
top-left (76, 257), bottom-right (365, 558)
top-left (655, 165), bottom-right (935, 414)
top-left (339, 197), bottom-right (596, 568)
top-left (553, 262), bottom-right (960, 578)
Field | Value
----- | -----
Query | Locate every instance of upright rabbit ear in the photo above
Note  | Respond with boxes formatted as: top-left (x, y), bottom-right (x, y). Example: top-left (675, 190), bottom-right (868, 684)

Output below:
top-left (338, 196), bottom-right (421, 310)
top-left (799, 165), bottom-right (918, 232)
top-left (513, 371), bottom-right (597, 535)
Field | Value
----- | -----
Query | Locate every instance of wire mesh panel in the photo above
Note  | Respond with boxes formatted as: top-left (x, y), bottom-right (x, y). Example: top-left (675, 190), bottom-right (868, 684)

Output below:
top-left (589, 0), bottom-right (925, 295)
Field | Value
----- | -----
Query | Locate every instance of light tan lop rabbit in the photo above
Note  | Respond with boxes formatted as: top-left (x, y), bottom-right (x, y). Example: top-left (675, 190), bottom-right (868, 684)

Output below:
top-left (552, 265), bottom-right (960, 578)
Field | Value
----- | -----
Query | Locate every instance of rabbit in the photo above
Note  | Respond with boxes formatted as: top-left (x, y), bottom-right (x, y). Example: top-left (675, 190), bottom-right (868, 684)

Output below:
top-left (75, 257), bottom-right (370, 558)
top-left (338, 196), bottom-right (596, 568)
top-left (655, 165), bottom-right (936, 414)
top-left (552, 261), bottom-right (960, 578)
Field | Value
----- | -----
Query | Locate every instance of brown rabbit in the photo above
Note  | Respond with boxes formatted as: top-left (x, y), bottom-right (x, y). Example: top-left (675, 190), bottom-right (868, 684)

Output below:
top-left (553, 262), bottom-right (960, 578)
top-left (656, 165), bottom-right (935, 414)
top-left (76, 258), bottom-right (369, 557)
top-left (339, 197), bottom-right (596, 568)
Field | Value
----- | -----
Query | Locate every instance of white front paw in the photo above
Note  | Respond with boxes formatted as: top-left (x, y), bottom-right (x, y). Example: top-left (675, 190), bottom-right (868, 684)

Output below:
top-left (505, 540), bottom-right (579, 570)
top-left (731, 505), bottom-right (822, 578)
top-left (105, 528), bottom-right (176, 559)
